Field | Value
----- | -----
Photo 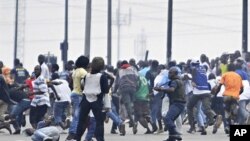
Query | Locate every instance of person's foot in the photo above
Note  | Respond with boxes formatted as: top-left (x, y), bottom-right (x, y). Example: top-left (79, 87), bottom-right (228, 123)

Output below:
top-left (144, 130), bottom-right (152, 134)
top-left (66, 133), bottom-right (76, 140)
top-left (224, 127), bottom-right (230, 134)
top-left (212, 115), bottom-right (222, 134)
top-left (13, 129), bottom-right (21, 134)
top-left (21, 114), bottom-right (26, 127)
top-left (110, 129), bottom-right (118, 134)
top-left (151, 126), bottom-right (158, 133)
top-left (132, 122), bottom-right (138, 134)
top-left (104, 116), bottom-right (109, 123)
top-left (119, 123), bottom-right (126, 136)
top-left (187, 126), bottom-right (196, 134)
top-left (200, 126), bottom-right (207, 135)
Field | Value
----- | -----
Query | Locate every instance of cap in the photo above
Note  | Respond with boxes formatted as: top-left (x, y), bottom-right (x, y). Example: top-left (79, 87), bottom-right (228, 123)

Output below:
top-left (190, 59), bottom-right (200, 64)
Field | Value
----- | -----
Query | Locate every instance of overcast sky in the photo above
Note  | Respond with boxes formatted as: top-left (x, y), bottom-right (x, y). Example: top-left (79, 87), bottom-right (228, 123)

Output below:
top-left (0, 0), bottom-right (245, 72)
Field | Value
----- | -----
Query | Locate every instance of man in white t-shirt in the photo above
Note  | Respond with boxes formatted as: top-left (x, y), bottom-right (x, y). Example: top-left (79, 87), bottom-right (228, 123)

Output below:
top-left (52, 77), bottom-right (71, 130)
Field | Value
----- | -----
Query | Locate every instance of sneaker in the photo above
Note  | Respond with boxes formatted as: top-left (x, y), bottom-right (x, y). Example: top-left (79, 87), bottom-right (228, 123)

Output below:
top-left (110, 129), bottom-right (118, 134)
top-left (224, 127), bottom-right (230, 134)
top-left (144, 130), bottom-right (152, 134)
top-left (132, 122), bottom-right (138, 134)
top-left (200, 126), bottom-right (207, 135)
top-left (212, 115), bottom-right (222, 134)
top-left (66, 133), bottom-right (76, 140)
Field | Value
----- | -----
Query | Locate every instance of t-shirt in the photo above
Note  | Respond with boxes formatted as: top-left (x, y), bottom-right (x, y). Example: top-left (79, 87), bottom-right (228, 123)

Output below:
top-left (220, 71), bottom-right (243, 99)
top-left (52, 79), bottom-right (71, 102)
top-left (240, 80), bottom-right (250, 100)
top-left (220, 63), bottom-right (228, 75)
top-left (135, 76), bottom-right (149, 101)
top-left (72, 68), bottom-right (87, 95)
top-left (11, 67), bottom-right (29, 84)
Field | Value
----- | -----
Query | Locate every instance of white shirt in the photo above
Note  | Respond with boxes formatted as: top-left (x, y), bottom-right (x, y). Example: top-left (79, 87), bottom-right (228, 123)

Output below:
top-left (181, 73), bottom-right (193, 95)
top-left (240, 80), bottom-right (250, 100)
top-left (52, 79), bottom-right (71, 102)
top-left (41, 63), bottom-right (50, 80)
top-left (215, 76), bottom-right (224, 97)
top-left (153, 69), bottom-right (169, 95)
top-left (83, 73), bottom-right (102, 102)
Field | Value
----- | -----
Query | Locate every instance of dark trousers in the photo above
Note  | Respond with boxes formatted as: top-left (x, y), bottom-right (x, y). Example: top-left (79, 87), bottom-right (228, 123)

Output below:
top-left (187, 94), bottom-right (216, 126)
top-left (76, 95), bottom-right (105, 141)
top-left (29, 105), bottom-right (48, 128)
top-left (165, 102), bottom-right (185, 134)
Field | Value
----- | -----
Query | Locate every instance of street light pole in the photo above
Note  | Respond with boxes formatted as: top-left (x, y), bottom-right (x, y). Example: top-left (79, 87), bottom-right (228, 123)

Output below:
top-left (60, 0), bottom-right (68, 70)
top-left (167, 0), bottom-right (173, 64)
top-left (107, 0), bottom-right (112, 65)
top-left (14, 0), bottom-right (19, 66)
top-left (84, 0), bottom-right (92, 58)
top-left (242, 0), bottom-right (248, 55)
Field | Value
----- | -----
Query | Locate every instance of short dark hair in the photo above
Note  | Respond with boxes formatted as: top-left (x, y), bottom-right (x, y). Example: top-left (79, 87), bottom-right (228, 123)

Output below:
top-left (227, 63), bottom-right (236, 71)
top-left (14, 58), bottom-right (20, 66)
top-left (75, 56), bottom-right (89, 69)
top-left (52, 64), bottom-right (59, 71)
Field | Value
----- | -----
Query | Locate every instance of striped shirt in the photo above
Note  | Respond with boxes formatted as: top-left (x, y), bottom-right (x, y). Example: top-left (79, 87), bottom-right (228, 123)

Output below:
top-left (30, 75), bottom-right (50, 107)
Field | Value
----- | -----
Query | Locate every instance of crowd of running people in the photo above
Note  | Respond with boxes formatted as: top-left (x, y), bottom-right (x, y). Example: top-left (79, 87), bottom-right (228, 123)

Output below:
top-left (0, 50), bottom-right (250, 141)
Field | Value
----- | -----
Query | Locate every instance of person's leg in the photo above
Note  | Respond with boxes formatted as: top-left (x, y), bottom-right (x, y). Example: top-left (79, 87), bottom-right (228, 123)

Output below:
top-left (0, 100), bottom-right (8, 122)
top-left (67, 93), bottom-right (82, 139)
top-left (75, 96), bottom-right (91, 141)
top-left (92, 100), bottom-right (105, 141)
top-left (29, 106), bottom-right (38, 129)
top-left (238, 100), bottom-right (249, 124)
top-left (201, 94), bottom-right (216, 126)
top-left (36, 105), bottom-right (48, 124)
top-left (187, 95), bottom-right (199, 132)
top-left (10, 99), bottom-right (30, 134)
top-left (85, 117), bottom-right (96, 141)
top-left (165, 103), bottom-right (185, 137)
top-left (150, 94), bottom-right (159, 132)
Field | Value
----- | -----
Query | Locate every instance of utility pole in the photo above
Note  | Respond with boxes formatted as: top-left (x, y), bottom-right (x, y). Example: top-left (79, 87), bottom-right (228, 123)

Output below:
top-left (84, 0), bottom-right (92, 58)
top-left (60, 0), bottom-right (69, 70)
top-left (14, 0), bottom-right (19, 66)
top-left (242, 0), bottom-right (248, 55)
top-left (14, 0), bottom-right (26, 66)
top-left (167, 0), bottom-right (173, 64)
top-left (107, 0), bottom-right (112, 65)
top-left (117, 0), bottom-right (121, 61)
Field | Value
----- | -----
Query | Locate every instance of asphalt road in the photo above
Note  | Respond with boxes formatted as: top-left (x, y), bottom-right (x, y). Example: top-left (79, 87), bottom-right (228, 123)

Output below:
top-left (0, 120), bottom-right (229, 141)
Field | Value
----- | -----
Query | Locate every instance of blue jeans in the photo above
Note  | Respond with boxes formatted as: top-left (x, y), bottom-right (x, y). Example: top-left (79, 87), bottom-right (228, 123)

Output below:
top-left (165, 102), bottom-right (185, 135)
top-left (150, 93), bottom-right (163, 125)
top-left (53, 101), bottom-right (69, 124)
top-left (68, 93), bottom-right (82, 134)
top-left (106, 109), bottom-right (123, 126)
top-left (238, 99), bottom-right (250, 124)
top-left (85, 117), bottom-right (96, 141)
top-left (31, 126), bottom-right (60, 141)
top-left (10, 99), bottom-right (31, 129)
